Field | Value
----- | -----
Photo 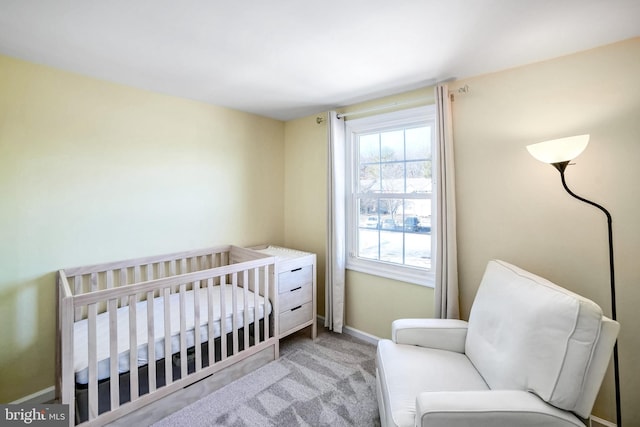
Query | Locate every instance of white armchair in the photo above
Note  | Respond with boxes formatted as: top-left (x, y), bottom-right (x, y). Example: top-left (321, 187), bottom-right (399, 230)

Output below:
top-left (375, 260), bottom-right (620, 427)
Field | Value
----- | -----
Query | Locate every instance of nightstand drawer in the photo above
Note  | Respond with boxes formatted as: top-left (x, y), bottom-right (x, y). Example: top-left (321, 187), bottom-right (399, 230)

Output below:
top-left (279, 301), bottom-right (313, 333)
top-left (279, 265), bottom-right (312, 293)
top-left (280, 282), bottom-right (312, 312)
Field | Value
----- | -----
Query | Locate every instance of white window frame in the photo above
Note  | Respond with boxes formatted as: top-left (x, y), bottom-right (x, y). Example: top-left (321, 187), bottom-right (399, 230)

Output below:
top-left (345, 105), bottom-right (436, 287)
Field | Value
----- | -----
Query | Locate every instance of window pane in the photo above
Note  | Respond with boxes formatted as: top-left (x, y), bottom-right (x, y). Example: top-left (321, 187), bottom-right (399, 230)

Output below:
top-left (359, 163), bottom-right (380, 193)
top-left (403, 198), bottom-right (431, 268)
top-left (380, 229), bottom-right (403, 264)
top-left (359, 134), bottom-right (379, 193)
top-left (405, 232), bottom-right (431, 268)
top-left (359, 197), bottom-right (379, 220)
top-left (378, 198), bottom-right (402, 263)
top-left (381, 198), bottom-right (403, 223)
top-left (358, 227), bottom-right (380, 261)
top-left (411, 199), bottom-right (432, 230)
top-left (406, 161), bottom-right (431, 193)
top-left (381, 162), bottom-right (404, 193)
top-left (359, 133), bottom-right (379, 162)
top-left (380, 130), bottom-right (404, 161)
top-left (358, 198), bottom-right (380, 261)
top-left (405, 126), bottom-right (430, 160)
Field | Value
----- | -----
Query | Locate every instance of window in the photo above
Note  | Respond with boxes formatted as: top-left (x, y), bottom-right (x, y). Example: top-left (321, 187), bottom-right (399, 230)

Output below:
top-left (345, 105), bottom-right (435, 286)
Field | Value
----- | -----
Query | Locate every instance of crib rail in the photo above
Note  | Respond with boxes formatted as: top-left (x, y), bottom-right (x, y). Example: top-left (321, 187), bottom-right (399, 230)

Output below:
top-left (56, 245), bottom-right (278, 426)
top-left (64, 245), bottom-right (234, 315)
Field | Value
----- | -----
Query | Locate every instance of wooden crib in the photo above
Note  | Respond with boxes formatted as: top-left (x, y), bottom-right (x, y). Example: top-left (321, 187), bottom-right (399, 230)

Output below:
top-left (56, 245), bottom-right (278, 426)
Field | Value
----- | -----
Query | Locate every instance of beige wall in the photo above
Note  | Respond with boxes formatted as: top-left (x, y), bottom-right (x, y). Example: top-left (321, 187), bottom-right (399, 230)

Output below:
top-left (284, 87), bottom-right (437, 339)
top-left (0, 55), bottom-right (285, 402)
top-left (450, 37), bottom-right (640, 424)
top-left (283, 115), bottom-right (328, 314)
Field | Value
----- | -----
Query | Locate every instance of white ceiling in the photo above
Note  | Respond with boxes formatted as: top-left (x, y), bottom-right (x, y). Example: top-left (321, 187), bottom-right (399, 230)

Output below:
top-left (1, 1), bottom-right (639, 121)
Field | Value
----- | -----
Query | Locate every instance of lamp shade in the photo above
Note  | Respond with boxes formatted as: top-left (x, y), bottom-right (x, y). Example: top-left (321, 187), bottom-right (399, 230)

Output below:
top-left (526, 134), bottom-right (589, 164)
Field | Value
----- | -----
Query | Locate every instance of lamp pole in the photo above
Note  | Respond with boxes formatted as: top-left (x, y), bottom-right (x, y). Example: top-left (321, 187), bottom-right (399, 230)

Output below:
top-left (552, 160), bottom-right (621, 427)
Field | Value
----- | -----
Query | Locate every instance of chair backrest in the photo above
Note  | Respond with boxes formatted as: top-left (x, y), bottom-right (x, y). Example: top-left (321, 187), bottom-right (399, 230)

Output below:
top-left (465, 260), bottom-right (619, 418)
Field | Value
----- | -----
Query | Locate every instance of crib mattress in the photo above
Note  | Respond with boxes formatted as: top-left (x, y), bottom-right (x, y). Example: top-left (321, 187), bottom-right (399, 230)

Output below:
top-left (73, 285), bottom-right (271, 384)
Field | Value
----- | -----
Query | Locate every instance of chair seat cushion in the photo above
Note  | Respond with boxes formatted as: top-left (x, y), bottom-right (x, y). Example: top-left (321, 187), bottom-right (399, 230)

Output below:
top-left (377, 339), bottom-right (489, 427)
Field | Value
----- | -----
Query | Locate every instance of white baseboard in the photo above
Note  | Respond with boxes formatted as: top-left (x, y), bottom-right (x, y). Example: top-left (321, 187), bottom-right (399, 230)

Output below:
top-left (342, 324), bottom-right (380, 345)
top-left (317, 315), bottom-right (381, 345)
top-left (589, 415), bottom-right (616, 427)
top-left (10, 386), bottom-right (56, 404)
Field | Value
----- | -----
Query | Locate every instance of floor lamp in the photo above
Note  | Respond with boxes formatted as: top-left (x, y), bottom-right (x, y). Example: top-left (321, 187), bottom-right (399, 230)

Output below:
top-left (527, 134), bottom-right (621, 427)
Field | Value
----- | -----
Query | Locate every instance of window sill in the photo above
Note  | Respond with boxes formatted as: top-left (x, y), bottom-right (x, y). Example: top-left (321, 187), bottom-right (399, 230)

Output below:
top-left (346, 259), bottom-right (435, 288)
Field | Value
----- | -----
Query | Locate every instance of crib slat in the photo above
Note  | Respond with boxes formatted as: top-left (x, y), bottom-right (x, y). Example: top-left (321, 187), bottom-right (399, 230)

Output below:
top-left (106, 270), bottom-right (114, 289)
top-left (243, 270), bottom-right (249, 350)
top-left (212, 252), bottom-right (219, 269)
top-left (90, 273), bottom-right (98, 293)
top-left (163, 287), bottom-right (172, 386)
top-left (147, 290), bottom-right (156, 392)
top-left (129, 294), bottom-right (139, 401)
top-left (169, 260), bottom-right (177, 293)
top-left (264, 265), bottom-right (270, 341)
top-left (193, 280), bottom-right (202, 372)
top-left (74, 276), bottom-right (82, 320)
top-left (179, 283), bottom-right (187, 379)
top-left (157, 261), bottom-right (165, 279)
top-left (88, 303), bottom-right (98, 421)
top-left (119, 269), bottom-right (128, 308)
top-left (108, 298), bottom-right (120, 411)
top-left (206, 278), bottom-right (215, 366)
top-left (59, 288), bottom-right (75, 425)
top-left (134, 266), bottom-right (141, 286)
top-left (231, 272), bottom-right (238, 355)
top-left (253, 268), bottom-right (260, 344)
top-left (220, 275), bottom-right (227, 361)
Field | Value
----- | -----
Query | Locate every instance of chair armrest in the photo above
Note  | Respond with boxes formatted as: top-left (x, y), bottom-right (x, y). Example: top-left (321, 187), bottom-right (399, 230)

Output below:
top-left (415, 390), bottom-right (584, 427)
top-left (391, 318), bottom-right (468, 353)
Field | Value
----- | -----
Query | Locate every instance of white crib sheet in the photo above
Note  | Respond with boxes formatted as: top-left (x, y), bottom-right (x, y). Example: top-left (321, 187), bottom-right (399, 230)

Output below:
top-left (73, 285), bottom-right (271, 384)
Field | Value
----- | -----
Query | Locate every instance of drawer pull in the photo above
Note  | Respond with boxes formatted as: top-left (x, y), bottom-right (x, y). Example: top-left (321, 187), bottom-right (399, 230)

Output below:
top-left (291, 267), bottom-right (302, 272)
top-left (291, 305), bottom-right (302, 311)
top-left (291, 286), bottom-right (302, 292)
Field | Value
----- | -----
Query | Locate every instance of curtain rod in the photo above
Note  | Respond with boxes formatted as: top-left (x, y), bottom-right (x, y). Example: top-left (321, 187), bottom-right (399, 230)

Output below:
top-left (315, 82), bottom-right (467, 124)
top-left (336, 96), bottom-right (433, 119)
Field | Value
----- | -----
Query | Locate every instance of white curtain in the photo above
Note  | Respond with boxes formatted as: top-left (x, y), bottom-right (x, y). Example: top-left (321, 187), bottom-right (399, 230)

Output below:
top-left (325, 111), bottom-right (346, 332)
top-left (434, 84), bottom-right (460, 319)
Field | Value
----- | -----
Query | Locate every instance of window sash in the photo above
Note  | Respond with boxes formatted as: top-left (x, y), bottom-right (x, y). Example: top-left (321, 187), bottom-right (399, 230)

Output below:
top-left (345, 105), bottom-right (436, 287)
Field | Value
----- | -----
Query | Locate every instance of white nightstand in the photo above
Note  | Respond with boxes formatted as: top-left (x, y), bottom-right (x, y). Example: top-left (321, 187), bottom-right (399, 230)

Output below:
top-left (251, 245), bottom-right (317, 340)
